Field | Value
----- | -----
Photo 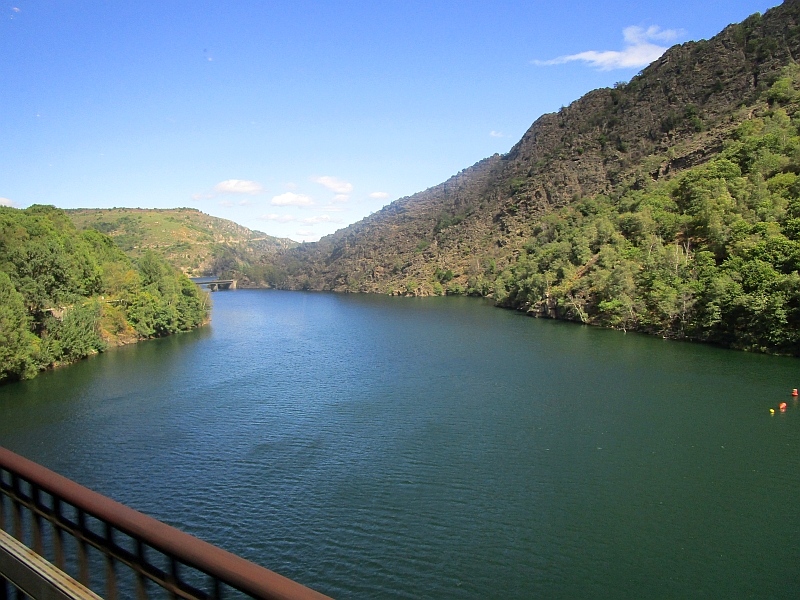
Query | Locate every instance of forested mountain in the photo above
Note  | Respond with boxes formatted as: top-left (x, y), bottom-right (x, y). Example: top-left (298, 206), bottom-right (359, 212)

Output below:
top-left (67, 208), bottom-right (297, 277)
top-left (256, 0), bottom-right (800, 355)
top-left (0, 206), bottom-right (209, 382)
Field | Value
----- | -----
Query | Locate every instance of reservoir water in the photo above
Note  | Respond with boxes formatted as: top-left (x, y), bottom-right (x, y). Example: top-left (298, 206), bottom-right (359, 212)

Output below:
top-left (1, 290), bottom-right (799, 599)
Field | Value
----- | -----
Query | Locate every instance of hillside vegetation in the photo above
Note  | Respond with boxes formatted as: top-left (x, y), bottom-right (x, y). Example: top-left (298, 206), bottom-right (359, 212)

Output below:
top-left (254, 0), bottom-right (800, 355)
top-left (68, 208), bottom-right (297, 277)
top-left (496, 69), bottom-right (800, 354)
top-left (0, 206), bottom-right (209, 383)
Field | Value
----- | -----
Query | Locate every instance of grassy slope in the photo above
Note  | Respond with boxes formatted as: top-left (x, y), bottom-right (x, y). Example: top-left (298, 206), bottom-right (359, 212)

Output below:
top-left (67, 208), bottom-right (297, 276)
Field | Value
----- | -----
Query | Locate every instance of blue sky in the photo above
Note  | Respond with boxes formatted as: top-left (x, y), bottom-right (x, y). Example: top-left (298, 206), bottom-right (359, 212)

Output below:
top-left (0, 0), bottom-right (782, 241)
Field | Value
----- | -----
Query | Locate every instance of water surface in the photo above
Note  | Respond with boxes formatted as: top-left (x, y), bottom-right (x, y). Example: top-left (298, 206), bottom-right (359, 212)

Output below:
top-left (1, 291), bottom-right (799, 598)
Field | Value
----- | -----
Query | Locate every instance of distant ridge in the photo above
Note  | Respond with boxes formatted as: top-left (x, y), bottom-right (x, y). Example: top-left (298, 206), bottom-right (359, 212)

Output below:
top-left (268, 0), bottom-right (800, 295)
top-left (67, 207), bottom-right (298, 276)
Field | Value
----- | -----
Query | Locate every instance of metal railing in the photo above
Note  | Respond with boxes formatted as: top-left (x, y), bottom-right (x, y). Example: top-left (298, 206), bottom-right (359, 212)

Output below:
top-left (0, 447), bottom-right (331, 600)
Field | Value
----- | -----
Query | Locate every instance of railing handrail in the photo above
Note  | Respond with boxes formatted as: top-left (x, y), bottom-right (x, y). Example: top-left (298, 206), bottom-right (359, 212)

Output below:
top-left (0, 447), bottom-right (331, 600)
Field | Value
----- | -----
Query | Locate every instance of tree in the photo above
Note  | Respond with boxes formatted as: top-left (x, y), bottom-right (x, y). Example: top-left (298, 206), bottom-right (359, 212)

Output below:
top-left (0, 271), bottom-right (36, 381)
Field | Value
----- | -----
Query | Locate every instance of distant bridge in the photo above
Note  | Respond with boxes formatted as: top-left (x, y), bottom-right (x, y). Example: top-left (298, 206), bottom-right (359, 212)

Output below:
top-left (197, 279), bottom-right (237, 291)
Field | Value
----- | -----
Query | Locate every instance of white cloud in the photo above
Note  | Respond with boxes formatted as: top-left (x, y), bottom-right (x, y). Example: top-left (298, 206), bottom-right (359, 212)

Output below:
top-left (300, 215), bottom-right (340, 224)
top-left (319, 205), bottom-right (346, 212)
top-left (258, 213), bottom-right (339, 224)
top-left (623, 25), bottom-right (683, 44)
top-left (271, 192), bottom-right (313, 206)
top-left (369, 191), bottom-right (389, 199)
top-left (332, 194), bottom-right (349, 203)
top-left (219, 200), bottom-right (234, 207)
top-left (311, 175), bottom-right (353, 194)
top-left (214, 179), bottom-right (264, 195)
top-left (258, 213), bottom-right (296, 222)
top-left (191, 192), bottom-right (214, 201)
top-left (0, 197), bottom-right (13, 207)
top-left (239, 199), bottom-right (254, 206)
top-left (533, 25), bottom-right (685, 71)
top-left (490, 131), bottom-right (503, 138)
top-left (296, 229), bottom-right (315, 236)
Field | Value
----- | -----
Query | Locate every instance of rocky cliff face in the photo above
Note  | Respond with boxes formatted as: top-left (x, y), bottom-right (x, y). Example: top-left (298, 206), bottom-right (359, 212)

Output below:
top-left (273, 0), bottom-right (800, 294)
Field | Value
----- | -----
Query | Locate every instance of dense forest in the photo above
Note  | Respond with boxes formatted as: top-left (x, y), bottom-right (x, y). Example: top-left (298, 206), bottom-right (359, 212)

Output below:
top-left (495, 66), bottom-right (800, 354)
top-left (0, 205), bottom-right (209, 383)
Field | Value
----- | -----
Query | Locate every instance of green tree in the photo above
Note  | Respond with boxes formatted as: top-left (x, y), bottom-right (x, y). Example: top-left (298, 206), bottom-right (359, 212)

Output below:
top-left (0, 271), bottom-right (36, 381)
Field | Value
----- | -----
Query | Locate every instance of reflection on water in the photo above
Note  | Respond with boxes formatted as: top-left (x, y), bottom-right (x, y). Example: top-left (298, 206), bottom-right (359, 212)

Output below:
top-left (1, 290), bottom-right (799, 599)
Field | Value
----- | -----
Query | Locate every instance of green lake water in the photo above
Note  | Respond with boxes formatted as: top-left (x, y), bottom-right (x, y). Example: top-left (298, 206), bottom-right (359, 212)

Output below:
top-left (1, 290), bottom-right (799, 598)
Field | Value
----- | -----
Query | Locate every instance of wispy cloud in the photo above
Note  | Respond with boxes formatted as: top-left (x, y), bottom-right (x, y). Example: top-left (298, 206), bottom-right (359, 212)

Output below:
top-left (300, 215), bottom-right (340, 224)
top-left (296, 229), bottom-right (316, 236)
top-left (257, 213), bottom-right (340, 224)
top-left (490, 131), bottom-right (503, 138)
top-left (369, 191), bottom-right (389, 199)
top-left (0, 197), bottom-right (14, 207)
top-left (214, 179), bottom-right (264, 195)
top-left (258, 213), bottom-right (296, 223)
top-left (332, 194), bottom-right (349, 203)
top-left (219, 200), bottom-right (234, 207)
top-left (271, 192), bottom-right (313, 206)
top-left (284, 182), bottom-right (297, 190)
top-left (191, 192), bottom-right (214, 201)
top-left (311, 175), bottom-right (353, 194)
top-left (319, 205), bottom-right (346, 212)
top-left (239, 199), bottom-right (254, 206)
top-left (533, 25), bottom-right (685, 71)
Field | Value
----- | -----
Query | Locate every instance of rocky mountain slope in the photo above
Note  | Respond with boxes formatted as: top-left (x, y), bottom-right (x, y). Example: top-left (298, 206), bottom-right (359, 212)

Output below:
top-left (67, 208), bottom-right (297, 276)
top-left (263, 0), bottom-right (800, 298)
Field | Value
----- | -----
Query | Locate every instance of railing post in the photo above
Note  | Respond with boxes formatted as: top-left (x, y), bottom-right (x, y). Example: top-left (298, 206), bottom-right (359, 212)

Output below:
top-left (52, 497), bottom-right (64, 570)
top-left (169, 557), bottom-right (179, 600)
top-left (76, 509), bottom-right (90, 588)
top-left (212, 577), bottom-right (223, 600)
top-left (0, 477), bottom-right (8, 600)
top-left (135, 539), bottom-right (148, 600)
top-left (9, 475), bottom-right (21, 543)
top-left (0, 472), bottom-right (5, 530)
top-left (105, 523), bottom-right (117, 600)
top-left (30, 485), bottom-right (43, 556)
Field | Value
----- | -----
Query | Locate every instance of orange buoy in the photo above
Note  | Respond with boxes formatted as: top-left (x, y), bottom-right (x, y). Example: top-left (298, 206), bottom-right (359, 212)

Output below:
top-left (780, 402), bottom-right (788, 411)
top-left (793, 389), bottom-right (798, 396)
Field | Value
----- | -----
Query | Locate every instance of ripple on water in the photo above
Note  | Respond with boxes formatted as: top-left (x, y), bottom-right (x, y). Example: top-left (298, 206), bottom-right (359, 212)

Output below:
top-left (1, 291), bottom-right (800, 599)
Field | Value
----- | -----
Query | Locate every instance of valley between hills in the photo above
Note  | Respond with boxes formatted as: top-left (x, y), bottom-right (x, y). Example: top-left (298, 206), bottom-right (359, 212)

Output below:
top-left (65, 0), bottom-right (800, 355)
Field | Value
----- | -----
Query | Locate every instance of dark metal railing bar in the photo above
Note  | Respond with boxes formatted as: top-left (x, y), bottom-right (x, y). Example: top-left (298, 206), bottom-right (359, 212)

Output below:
top-left (136, 540), bottom-right (149, 600)
top-left (0, 480), bottom-right (8, 600)
top-left (212, 577), bottom-right (223, 600)
top-left (9, 475), bottom-right (21, 542)
top-left (169, 557), bottom-right (179, 600)
top-left (30, 485), bottom-right (43, 556)
top-left (76, 509), bottom-right (90, 588)
top-left (52, 497), bottom-right (65, 571)
top-left (0, 479), bottom-right (6, 530)
top-left (0, 482), bottom-right (6, 600)
top-left (105, 523), bottom-right (118, 600)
